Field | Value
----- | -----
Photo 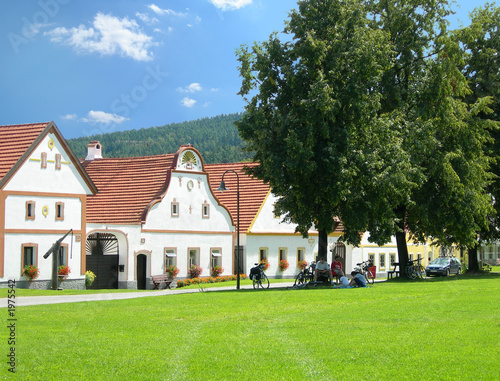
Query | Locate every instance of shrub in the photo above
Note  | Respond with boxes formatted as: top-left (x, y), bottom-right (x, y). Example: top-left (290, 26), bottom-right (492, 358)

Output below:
top-left (85, 270), bottom-right (96, 287)
top-left (188, 265), bottom-right (203, 278)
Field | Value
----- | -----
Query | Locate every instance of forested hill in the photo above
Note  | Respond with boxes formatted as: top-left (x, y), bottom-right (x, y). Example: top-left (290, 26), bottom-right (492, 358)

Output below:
top-left (67, 113), bottom-right (253, 164)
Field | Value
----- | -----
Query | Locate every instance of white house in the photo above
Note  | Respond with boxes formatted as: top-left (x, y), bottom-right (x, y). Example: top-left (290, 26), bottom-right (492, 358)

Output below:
top-left (82, 144), bottom-right (235, 289)
top-left (0, 122), bottom-right (97, 289)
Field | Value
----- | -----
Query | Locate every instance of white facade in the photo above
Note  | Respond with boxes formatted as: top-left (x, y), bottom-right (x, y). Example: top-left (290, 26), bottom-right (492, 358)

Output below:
top-left (1, 126), bottom-right (95, 288)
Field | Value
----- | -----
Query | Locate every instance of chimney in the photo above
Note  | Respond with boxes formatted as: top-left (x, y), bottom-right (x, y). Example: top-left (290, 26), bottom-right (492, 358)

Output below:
top-left (85, 141), bottom-right (103, 161)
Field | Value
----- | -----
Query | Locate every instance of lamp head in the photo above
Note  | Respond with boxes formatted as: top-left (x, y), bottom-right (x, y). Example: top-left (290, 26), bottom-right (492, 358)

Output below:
top-left (217, 180), bottom-right (228, 192)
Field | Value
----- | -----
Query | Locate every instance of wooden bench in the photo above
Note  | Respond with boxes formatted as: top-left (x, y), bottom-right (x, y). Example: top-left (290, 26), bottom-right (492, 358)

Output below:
top-left (151, 274), bottom-right (173, 290)
top-left (387, 263), bottom-right (400, 280)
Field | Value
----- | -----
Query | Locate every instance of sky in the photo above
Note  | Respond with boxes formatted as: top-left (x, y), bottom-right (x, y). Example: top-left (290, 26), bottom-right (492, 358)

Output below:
top-left (0, 0), bottom-right (491, 139)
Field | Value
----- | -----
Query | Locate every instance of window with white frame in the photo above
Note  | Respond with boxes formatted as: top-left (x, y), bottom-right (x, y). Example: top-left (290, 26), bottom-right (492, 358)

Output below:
top-left (21, 244), bottom-right (37, 270)
top-left (58, 244), bottom-right (68, 266)
top-left (202, 202), bottom-right (210, 218)
top-left (189, 248), bottom-right (200, 267)
top-left (390, 253), bottom-right (396, 267)
top-left (279, 248), bottom-right (287, 261)
top-left (259, 248), bottom-right (268, 262)
top-left (165, 248), bottom-right (177, 268)
top-left (56, 202), bottom-right (64, 220)
top-left (368, 253), bottom-right (375, 264)
top-left (26, 201), bottom-right (35, 220)
top-left (297, 248), bottom-right (305, 263)
top-left (379, 253), bottom-right (386, 270)
top-left (171, 199), bottom-right (179, 217)
top-left (211, 248), bottom-right (222, 268)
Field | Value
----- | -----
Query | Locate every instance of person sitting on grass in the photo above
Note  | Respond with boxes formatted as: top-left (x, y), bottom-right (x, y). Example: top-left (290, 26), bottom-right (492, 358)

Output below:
top-left (333, 275), bottom-right (350, 289)
top-left (349, 271), bottom-right (367, 287)
top-left (314, 257), bottom-right (334, 285)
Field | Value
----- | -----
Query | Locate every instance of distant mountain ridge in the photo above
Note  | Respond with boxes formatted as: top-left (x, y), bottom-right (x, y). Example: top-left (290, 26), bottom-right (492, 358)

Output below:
top-left (67, 113), bottom-right (253, 164)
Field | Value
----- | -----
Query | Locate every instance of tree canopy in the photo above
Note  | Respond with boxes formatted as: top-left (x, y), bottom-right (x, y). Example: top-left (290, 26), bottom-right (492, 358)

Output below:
top-left (236, 0), bottom-right (496, 272)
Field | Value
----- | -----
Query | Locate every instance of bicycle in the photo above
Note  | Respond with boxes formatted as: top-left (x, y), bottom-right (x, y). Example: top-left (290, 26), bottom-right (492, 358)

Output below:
top-left (405, 258), bottom-right (426, 279)
top-left (354, 260), bottom-right (375, 285)
top-left (249, 263), bottom-right (270, 289)
top-left (293, 262), bottom-right (315, 286)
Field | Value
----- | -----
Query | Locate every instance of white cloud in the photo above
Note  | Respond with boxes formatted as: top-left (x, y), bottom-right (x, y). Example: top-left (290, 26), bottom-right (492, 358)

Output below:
top-left (22, 23), bottom-right (54, 39)
top-left (61, 113), bottom-right (78, 120)
top-left (81, 110), bottom-right (129, 124)
top-left (177, 83), bottom-right (202, 93)
top-left (45, 13), bottom-right (156, 61)
top-left (135, 12), bottom-right (159, 25)
top-left (181, 97), bottom-right (197, 108)
top-left (148, 4), bottom-right (187, 17)
top-left (209, 0), bottom-right (252, 11)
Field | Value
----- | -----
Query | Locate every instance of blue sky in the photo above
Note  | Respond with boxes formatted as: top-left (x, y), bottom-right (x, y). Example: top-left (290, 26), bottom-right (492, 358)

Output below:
top-left (0, 0), bottom-right (490, 139)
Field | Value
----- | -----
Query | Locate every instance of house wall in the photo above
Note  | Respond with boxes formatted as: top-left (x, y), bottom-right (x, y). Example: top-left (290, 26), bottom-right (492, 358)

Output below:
top-left (1, 132), bottom-right (91, 288)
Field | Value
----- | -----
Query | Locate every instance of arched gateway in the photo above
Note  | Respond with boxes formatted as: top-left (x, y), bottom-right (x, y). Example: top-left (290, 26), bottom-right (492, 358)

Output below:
top-left (86, 232), bottom-right (119, 289)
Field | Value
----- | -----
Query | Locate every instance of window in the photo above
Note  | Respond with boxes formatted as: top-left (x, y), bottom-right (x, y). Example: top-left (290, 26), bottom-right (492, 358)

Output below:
top-left (56, 202), bottom-right (64, 220)
top-left (26, 201), bottom-right (35, 220)
top-left (368, 253), bottom-right (375, 264)
top-left (171, 200), bottom-right (179, 217)
top-left (58, 244), bottom-right (68, 266)
top-left (165, 248), bottom-right (177, 268)
top-left (279, 248), bottom-right (287, 261)
top-left (259, 248), bottom-right (268, 262)
top-left (41, 152), bottom-right (47, 168)
top-left (202, 202), bottom-right (210, 218)
top-left (297, 248), bottom-right (305, 263)
top-left (189, 248), bottom-right (200, 267)
top-left (409, 253), bottom-right (414, 261)
top-left (390, 253), bottom-right (396, 268)
top-left (379, 253), bottom-right (386, 270)
top-left (211, 248), bottom-right (222, 268)
top-left (55, 154), bottom-right (62, 170)
top-left (21, 244), bottom-right (37, 270)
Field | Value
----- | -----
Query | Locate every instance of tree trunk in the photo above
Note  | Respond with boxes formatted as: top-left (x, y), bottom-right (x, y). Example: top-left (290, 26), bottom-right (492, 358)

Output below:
top-left (467, 244), bottom-right (480, 272)
top-left (395, 205), bottom-right (409, 278)
top-left (318, 229), bottom-right (328, 261)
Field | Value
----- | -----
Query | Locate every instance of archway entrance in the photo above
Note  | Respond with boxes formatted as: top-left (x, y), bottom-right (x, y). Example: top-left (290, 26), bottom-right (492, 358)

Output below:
top-left (332, 241), bottom-right (346, 270)
top-left (136, 254), bottom-right (147, 290)
top-left (86, 233), bottom-right (119, 289)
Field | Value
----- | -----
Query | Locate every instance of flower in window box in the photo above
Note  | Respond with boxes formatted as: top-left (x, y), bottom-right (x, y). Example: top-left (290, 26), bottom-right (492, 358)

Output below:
top-left (278, 259), bottom-right (289, 272)
top-left (188, 265), bottom-right (203, 278)
top-left (259, 259), bottom-right (270, 272)
top-left (22, 265), bottom-right (40, 281)
top-left (297, 260), bottom-right (308, 270)
top-left (166, 265), bottom-right (180, 279)
top-left (211, 265), bottom-right (224, 277)
top-left (58, 265), bottom-right (71, 276)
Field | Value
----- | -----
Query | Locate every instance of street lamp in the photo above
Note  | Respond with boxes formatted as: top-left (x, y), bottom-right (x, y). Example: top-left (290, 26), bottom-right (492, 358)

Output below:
top-left (217, 169), bottom-right (240, 290)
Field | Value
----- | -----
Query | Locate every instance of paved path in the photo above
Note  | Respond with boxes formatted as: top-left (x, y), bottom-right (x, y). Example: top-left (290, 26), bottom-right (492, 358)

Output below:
top-left (2, 282), bottom-right (297, 307)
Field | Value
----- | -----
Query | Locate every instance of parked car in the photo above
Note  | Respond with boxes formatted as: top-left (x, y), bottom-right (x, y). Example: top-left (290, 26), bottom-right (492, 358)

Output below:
top-left (425, 257), bottom-right (461, 277)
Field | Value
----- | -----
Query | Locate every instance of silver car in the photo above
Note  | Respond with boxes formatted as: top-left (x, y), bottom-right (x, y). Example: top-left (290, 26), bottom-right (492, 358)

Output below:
top-left (425, 257), bottom-right (461, 277)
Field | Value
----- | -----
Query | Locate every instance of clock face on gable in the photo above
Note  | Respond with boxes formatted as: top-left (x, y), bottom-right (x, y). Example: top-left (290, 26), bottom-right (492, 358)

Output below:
top-left (179, 150), bottom-right (200, 171)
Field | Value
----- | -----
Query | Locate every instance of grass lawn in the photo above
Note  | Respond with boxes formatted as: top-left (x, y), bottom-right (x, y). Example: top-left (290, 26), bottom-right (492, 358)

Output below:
top-left (4, 273), bottom-right (499, 380)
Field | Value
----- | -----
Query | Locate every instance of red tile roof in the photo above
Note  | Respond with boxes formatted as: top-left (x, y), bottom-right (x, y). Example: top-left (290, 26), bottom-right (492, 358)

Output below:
top-left (0, 122), bottom-right (49, 181)
top-left (205, 162), bottom-right (270, 233)
top-left (82, 154), bottom-right (175, 224)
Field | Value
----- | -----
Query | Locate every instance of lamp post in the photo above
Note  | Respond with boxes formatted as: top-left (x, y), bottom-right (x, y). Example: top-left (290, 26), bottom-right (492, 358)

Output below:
top-left (217, 169), bottom-right (240, 290)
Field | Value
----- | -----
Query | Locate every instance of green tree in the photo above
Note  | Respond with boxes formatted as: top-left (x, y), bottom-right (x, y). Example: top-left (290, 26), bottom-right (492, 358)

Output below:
top-left (457, 4), bottom-right (500, 271)
top-left (236, 0), bottom-right (494, 275)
